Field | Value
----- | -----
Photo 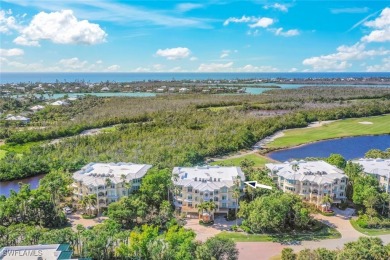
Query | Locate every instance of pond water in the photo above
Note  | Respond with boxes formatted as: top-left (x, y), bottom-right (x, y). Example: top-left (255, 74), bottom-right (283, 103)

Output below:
top-left (267, 135), bottom-right (390, 162)
top-left (0, 174), bottom-right (45, 197)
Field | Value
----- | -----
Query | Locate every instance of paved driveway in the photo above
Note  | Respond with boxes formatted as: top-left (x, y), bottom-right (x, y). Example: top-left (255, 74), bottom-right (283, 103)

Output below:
top-left (67, 212), bottom-right (108, 229)
top-left (236, 207), bottom-right (390, 260)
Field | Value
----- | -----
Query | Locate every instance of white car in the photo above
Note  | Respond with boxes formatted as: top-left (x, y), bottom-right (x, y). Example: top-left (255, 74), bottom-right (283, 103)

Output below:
top-left (63, 207), bottom-right (72, 214)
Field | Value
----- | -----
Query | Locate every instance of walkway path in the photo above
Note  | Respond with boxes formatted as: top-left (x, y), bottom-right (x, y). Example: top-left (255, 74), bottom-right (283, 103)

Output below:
top-left (237, 208), bottom-right (390, 260)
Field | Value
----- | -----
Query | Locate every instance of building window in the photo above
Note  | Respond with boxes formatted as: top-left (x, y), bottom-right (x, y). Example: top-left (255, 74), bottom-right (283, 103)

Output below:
top-left (221, 187), bottom-right (228, 193)
top-left (214, 197), bottom-right (219, 202)
top-left (222, 203), bottom-right (227, 208)
top-left (122, 190), bottom-right (126, 196)
top-left (200, 192), bottom-right (204, 196)
top-left (287, 179), bottom-right (296, 184)
top-left (195, 197), bottom-right (198, 201)
top-left (214, 190), bottom-right (219, 195)
top-left (188, 187), bottom-right (193, 192)
top-left (340, 192), bottom-right (344, 197)
top-left (188, 202), bottom-right (193, 207)
top-left (341, 179), bottom-right (345, 183)
top-left (195, 190), bottom-right (199, 194)
top-left (188, 195), bottom-right (192, 200)
top-left (222, 195), bottom-right (227, 200)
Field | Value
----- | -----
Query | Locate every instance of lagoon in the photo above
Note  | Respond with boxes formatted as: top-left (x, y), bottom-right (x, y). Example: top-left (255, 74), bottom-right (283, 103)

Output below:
top-left (0, 174), bottom-right (44, 197)
top-left (267, 135), bottom-right (390, 162)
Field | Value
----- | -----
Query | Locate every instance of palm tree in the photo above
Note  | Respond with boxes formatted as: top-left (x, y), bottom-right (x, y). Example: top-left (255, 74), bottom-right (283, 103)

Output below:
top-left (322, 194), bottom-right (333, 212)
top-left (232, 176), bottom-right (241, 226)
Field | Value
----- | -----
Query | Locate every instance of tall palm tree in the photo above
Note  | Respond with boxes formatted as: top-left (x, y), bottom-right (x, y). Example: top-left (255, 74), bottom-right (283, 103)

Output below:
top-left (232, 176), bottom-right (241, 226)
top-left (322, 194), bottom-right (333, 212)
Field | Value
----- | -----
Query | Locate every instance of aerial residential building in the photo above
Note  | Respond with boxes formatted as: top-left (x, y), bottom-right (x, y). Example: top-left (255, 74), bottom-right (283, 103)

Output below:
top-left (5, 115), bottom-right (30, 124)
top-left (72, 162), bottom-right (152, 209)
top-left (266, 160), bottom-right (347, 207)
top-left (30, 105), bottom-right (45, 112)
top-left (172, 166), bottom-right (245, 216)
top-left (0, 244), bottom-right (77, 260)
top-left (352, 158), bottom-right (390, 192)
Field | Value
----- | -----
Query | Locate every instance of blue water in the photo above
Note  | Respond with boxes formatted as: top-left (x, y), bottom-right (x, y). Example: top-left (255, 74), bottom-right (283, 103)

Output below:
top-left (13, 92), bottom-right (156, 99)
top-left (267, 135), bottom-right (390, 162)
top-left (1, 72), bottom-right (390, 84)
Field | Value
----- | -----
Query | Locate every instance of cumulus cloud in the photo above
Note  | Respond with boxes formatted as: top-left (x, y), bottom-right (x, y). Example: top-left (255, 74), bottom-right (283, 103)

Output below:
top-left (273, 27), bottom-right (300, 37)
top-left (224, 16), bottom-right (274, 28)
top-left (303, 9), bottom-right (390, 71)
top-left (197, 62), bottom-right (278, 72)
top-left (0, 48), bottom-right (24, 57)
top-left (59, 57), bottom-right (88, 70)
top-left (264, 3), bottom-right (288, 12)
top-left (106, 64), bottom-right (120, 71)
top-left (14, 10), bottom-right (107, 46)
top-left (0, 9), bottom-right (21, 33)
top-left (302, 43), bottom-right (389, 71)
top-left (155, 47), bottom-right (191, 60)
top-left (361, 8), bottom-right (390, 42)
top-left (248, 18), bottom-right (274, 28)
top-left (197, 62), bottom-right (234, 72)
top-left (366, 57), bottom-right (390, 72)
top-left (235, 64), bottom-right (279, 72)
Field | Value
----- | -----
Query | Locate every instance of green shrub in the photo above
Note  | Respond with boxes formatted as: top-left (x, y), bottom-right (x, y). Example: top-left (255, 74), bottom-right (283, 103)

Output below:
top-left (82, 214), bottom-right (96, 219)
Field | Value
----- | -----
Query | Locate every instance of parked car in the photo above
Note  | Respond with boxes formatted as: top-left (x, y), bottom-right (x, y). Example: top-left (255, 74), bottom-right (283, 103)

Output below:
top-left (63, 207), bottom-right (72, 214)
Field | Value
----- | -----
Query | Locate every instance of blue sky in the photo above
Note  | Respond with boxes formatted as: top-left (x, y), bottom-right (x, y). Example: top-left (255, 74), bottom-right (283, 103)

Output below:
top-left (0, 0), bottom-right (389, 72)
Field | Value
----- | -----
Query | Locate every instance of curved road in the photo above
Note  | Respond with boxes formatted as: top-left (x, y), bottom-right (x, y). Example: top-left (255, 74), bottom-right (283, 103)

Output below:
top-left (237, 207), bottom-right (390, 260)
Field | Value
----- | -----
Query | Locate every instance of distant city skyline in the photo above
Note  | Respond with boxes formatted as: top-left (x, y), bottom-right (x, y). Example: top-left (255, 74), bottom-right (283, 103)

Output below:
top-left (0, 1), bottom-right (389, 72)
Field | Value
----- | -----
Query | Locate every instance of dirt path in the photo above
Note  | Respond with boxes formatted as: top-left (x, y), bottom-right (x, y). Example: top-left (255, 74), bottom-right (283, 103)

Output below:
top-left (49, 126), bottom-right (114, 145)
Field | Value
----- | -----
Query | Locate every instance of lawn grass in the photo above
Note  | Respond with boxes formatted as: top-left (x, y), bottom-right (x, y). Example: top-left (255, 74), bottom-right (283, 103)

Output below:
top-left (216, 226), bottom-right (341, 242)
top-left (0, 150), bottom-right (6, 159)
top-left (267, 114), bottom-right (390, 149)
top-left (210, 153), bottom-right (272, 168)
top-left (350, 219), bottom-right (390, 236)
top-left (0, 141), bottom-right (42, 154)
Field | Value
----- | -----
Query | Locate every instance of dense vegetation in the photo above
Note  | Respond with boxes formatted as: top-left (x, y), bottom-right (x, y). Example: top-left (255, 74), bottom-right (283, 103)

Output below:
top-left (1, 87), bottom-right (390, 181)
top-left (282, 237), bottom-right (390, 260)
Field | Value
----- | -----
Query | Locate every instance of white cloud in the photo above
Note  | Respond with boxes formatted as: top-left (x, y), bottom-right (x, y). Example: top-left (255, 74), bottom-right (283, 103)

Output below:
top-left (197, 62), bottom-right (234, 72)
top-left (273, 27), bottom-right (300, 37)
top-left (14, 10), bottom-right (107, 46)
top-left (0, 9), bottom-right (21, 33)
top-left (235, 64), bottom-right (279, 72)
top-left (106, 65), bottom-right (120, 71)
top-left (133, 67), bottom-right (151, 72)
top-left (330, 7), bottom-right (369, 14)
top-left (58, 57), bottom-right (88, 70)
top-left (366, 57), bottom-right (390, 72)
top-left (156, 47), bottom-right (191, 60)
top-left (176, 3), bottom-right (203, 12)
top-left (264, 3), bottom-right (288, 12)
top-left (0, 48), bottom-right (24, 57)
top-left (189, 56), bottom-right (198, 61)
top-left (249, 18), bottom-right (274, 28)
top-left (302, 43), bottom-right (389, 71)
top-left (361, 8), bottom-right (390, 42)
top-left (224, 16), bottom-right (274, 28)
top-left (289, 67), bottom-right (298, 72)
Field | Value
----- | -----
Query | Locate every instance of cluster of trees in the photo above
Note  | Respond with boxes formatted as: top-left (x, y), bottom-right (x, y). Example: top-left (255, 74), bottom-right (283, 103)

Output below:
top-left (0, 171), bottom-right (71, 227)
top-left (365, 148), bottom-right (390, 159)
top-left (282, 237), bottom-right (390, 260)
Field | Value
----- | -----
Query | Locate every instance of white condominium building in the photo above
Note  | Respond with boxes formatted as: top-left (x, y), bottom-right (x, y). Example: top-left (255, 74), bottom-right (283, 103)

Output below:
top-left (172, 166), bottom-right (245, 215)
top-left (266, 160), bottom-right (348, 206)
top-left (352, 158), bottom-right (390, 192)
top-left (72, 162), bottom-right (152, 208)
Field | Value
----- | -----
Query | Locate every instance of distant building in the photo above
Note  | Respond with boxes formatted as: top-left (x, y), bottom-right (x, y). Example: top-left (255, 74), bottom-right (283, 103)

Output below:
top-left (5, 115), bottom-right (30, 124)
top-left (0, 244), bottom-right (78, 260)
top-left (30, 105), bottom-right (45, 112)
top-left (172, 166), bottom-right (245, 216)
top-left (50, 100), bottom-right (69, 106)
top-left (179, 87), bottom-right (189, 93)
top-left (72, 162), bottom-right (152, 209)
top-left (352, 158), bottom-right (390, 192)
top-left (101, 87), bottom-right (110, 92)
top-left (266, 160), bottom-right (347, 207)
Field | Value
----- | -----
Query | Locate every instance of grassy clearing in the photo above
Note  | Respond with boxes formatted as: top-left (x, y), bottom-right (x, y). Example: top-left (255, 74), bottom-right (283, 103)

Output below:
top-left (350, 219), bottom-right (390, 236)
top-left (216, 226), bottom-right (341, 242)
top-left (0, 141), bottom-right (43, 154)
top-left (0, 150), bottom-right (6, 159)
top-left (210, 153), bottom-right (272, 168)
top-left (267, 114), bottom-right (390, 149)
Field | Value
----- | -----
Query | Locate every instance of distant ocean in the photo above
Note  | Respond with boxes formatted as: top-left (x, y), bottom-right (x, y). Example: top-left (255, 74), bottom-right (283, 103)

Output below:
top-left (1, 72), bottom-right (390, 84)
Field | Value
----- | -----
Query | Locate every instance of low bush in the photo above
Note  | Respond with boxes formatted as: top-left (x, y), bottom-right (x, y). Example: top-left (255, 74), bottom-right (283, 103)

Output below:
top-left (199, 220), bottom-right (214, 226)
top-left (82, 214), bottom-right (96, 219)
top-left (356, 215), bottom-right (390, 229)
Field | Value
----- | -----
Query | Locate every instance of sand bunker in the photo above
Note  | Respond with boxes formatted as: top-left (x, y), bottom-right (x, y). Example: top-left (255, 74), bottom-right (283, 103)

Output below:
top-left (359, 121), bottom-right (373, 125)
